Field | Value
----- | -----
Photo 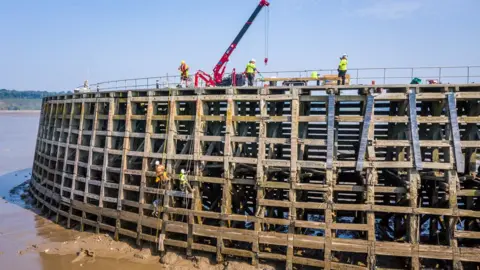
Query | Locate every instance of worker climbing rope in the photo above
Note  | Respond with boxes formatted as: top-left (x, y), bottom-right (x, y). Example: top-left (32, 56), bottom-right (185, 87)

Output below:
top-left (337, 53), bottom-right (348, 85)
top-left (179, 169), bottom-right (193, 193)
top-left (245, 58), bottom-right (257, 86)
top-left (178, 60), bottom-right (190, 86)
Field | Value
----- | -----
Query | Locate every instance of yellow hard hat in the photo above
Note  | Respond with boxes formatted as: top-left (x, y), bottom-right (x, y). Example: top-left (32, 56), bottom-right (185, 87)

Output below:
top-left (181, 60), bottom-right (185, 64)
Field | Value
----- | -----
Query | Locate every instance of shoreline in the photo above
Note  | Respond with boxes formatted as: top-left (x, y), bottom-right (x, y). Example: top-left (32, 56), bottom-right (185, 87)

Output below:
top-left (0, 110), bottom-right (40, 114)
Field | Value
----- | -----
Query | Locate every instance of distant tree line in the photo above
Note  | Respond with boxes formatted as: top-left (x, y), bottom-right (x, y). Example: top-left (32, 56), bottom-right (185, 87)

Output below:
top-left (0, 89), bottom-right (71, 99)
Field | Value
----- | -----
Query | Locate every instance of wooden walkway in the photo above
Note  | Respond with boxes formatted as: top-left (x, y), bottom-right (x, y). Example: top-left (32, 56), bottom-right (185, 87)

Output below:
top-left (30, 84), bottom-right (480, 269)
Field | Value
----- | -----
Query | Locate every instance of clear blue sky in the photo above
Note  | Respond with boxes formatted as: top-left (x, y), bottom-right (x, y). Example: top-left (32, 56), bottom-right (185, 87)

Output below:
top-left (1, 0), bottom-right (479, 90)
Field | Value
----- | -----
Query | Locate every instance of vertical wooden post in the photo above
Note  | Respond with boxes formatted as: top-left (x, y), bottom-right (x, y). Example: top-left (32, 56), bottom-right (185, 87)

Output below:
top-left (406, 87), bottom-right (421, 269)
top-left (185, 94), bottom-right (197, 258)
top-left (88, 100), bottom-right (100, 233)
top-left (137, 91), bottom-right (153, 246)
top-left (286, 87), bottom-right (299, 270)
top-left (446, 90), bottom-right (462, 269)
top-left (159, 89), bottom-right (177, 253)
top-left (74, 101), bottom-right (87, 231)
top-left (323, 90), bottom-right (337, 270)
top-left (116, 91), bottom-right (132, 240)
top-left (65, 101), bottom-right (76, 228)
top-left (409, 169), bottom-right (420, 269)
top-left (99, 94), bottom-right (115, 232)
top-left (187, 95), bottom-right (202, 257)
top-left (324, 169), bottom-right (334, 270)
top-left (192, 96), bottom-right (204, 225)
top-left (217, 92), bottom-right (234, 263)
top-left (253, 89), bottom-right (267, 266)
top-left (365, 91), bottom-right (377, 269)
top-left (56, 100), bottom-right (69, 223)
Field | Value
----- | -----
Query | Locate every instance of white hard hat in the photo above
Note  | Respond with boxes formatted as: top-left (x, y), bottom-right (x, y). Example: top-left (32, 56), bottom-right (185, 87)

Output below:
top-left (251, 58), bottom-right (256, 62)
top-left (342, 53), bottom-right (348, 58)
top-left (181, 169), bottom-right (185, 174)
top-left (155, 160), bottom-right (160, 165)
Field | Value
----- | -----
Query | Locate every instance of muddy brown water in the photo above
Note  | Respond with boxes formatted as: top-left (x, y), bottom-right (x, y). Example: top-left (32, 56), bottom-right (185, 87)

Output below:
top-left (0, 112), bottom-right (162, 269)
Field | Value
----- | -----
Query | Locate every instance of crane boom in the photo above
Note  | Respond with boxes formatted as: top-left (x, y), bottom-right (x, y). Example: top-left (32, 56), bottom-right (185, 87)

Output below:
top-left (195, 0), bottom-right (270, 87)
top-left (213, 0), bottom-right (270, 84)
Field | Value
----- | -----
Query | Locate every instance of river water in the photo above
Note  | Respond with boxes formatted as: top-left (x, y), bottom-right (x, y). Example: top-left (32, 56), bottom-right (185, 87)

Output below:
top-left (0, 112), bottom-right (164, 270)
top-left (0, 112), bottom-right (39, 176)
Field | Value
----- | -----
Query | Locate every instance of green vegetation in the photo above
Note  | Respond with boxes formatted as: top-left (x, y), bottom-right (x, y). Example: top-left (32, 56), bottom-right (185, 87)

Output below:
top-left (0, 89), bottom-right (71, 110)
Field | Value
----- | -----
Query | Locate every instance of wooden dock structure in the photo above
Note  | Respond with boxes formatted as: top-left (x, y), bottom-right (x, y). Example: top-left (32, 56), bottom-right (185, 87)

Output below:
top-left (30, 84), bottom-right (480, 269)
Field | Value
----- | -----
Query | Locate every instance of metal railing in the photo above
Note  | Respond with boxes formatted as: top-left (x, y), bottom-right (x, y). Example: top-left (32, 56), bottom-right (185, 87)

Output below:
top-left (79, 66), bottom-right (480, 92)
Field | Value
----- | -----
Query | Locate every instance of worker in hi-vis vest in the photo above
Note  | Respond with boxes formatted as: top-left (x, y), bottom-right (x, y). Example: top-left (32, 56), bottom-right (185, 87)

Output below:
top-left (245, 59), bottom-right (257, 86)
top-left (178, 60), bottom-right (189, 82)
top-left (178, 169), bottom-right (192, 193)
top-left (337, 54), bottom-right (348, 85)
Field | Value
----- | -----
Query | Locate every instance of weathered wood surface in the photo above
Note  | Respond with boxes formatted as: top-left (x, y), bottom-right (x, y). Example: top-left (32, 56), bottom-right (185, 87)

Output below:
top-left (30, 84), bottom-right (480, 269)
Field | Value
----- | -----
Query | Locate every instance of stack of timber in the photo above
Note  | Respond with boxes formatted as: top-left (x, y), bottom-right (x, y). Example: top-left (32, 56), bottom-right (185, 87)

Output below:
top-left (262, 74), bottom-right (351, 86)
top-left (30, 83), bottom-right (480, 269)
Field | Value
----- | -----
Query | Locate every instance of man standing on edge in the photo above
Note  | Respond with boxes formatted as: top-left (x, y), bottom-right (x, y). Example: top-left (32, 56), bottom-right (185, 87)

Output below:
top-left (337, 54), bottom-right (348, 85)
top-left (245, 58), bottom-right (257, 86)
top-left (178, 60), bottom-right (189, 85)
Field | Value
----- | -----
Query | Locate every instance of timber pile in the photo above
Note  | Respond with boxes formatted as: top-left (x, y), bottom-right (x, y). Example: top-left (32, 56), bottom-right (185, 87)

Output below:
top-left (30, 84), bottom-right (480, 269)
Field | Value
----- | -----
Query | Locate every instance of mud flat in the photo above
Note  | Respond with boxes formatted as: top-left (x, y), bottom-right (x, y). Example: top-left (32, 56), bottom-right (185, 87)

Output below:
top-left (0, 196), bottom-right (277, 270)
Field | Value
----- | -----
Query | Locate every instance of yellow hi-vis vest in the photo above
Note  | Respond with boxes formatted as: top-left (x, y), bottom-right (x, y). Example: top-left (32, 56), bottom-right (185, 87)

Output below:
top-left (246, 63), bottom-right (256, 74)
top-left (179, 173), bottom-right (187, 184)
top-left (180, 64), bottom-right (189, 76)
top-left (339, 59), bottom-right (348, 71)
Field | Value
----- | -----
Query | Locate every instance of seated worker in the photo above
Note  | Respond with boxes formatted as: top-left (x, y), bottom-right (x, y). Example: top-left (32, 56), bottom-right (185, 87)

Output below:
top-left (152, 198), bottom-right (161, 217)
top-left (155, 160), bottom-right (169, 183)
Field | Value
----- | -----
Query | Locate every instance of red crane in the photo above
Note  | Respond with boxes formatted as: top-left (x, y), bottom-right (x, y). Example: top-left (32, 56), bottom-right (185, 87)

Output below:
top-left (194, 0), bottom-right (270, 87)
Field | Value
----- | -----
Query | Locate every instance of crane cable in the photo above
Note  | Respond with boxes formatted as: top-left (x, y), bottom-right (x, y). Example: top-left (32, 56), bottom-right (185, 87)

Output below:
top-left (264, 5), bottom-right (270, 66)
